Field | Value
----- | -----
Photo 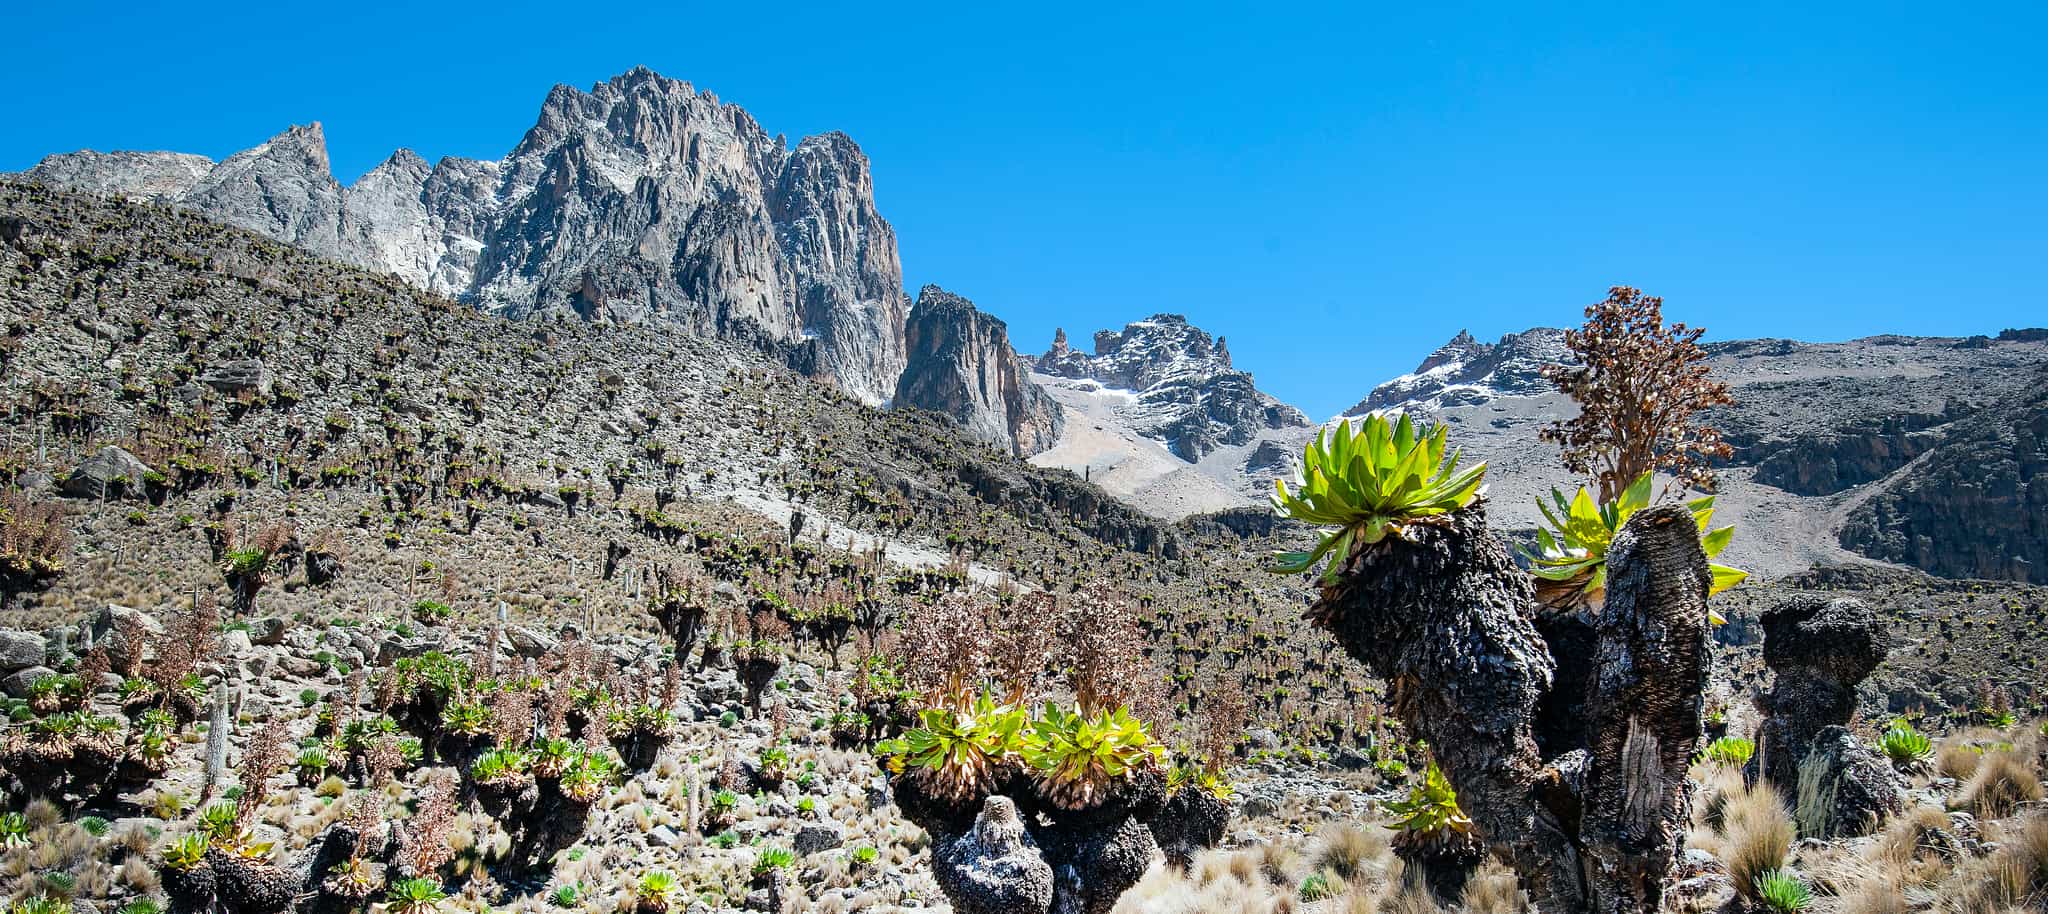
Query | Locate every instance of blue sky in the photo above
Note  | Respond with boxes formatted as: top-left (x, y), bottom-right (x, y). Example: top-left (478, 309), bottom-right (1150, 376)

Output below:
top-left (10, 1), bottom-right (2044, 419)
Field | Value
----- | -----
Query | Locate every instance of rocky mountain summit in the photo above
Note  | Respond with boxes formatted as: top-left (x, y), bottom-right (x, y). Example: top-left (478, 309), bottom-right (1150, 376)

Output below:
top-left (1032, 315), bottom-right (1308, 460)
top-left (1345, 327), bottom-right (1570, 415)
top-left (1023, 315), bottom-right (1311, 518)
top-left (20, 67), bottom-right (1051, 454)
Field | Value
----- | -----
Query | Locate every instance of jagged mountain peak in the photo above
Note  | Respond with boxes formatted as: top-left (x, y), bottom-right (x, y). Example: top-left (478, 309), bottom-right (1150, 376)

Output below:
top-left (1348, 326), bottom-right (1570, 415)
top-left (373, 148), bottom-right (432, 173)
top-left (25, 67), bottom-right (912, 411)
top-left (1026, 311), bottom-right (1309, 517)
top-left (1038, 312), bottom-right (1254, 397)
top-left (896, 286), bottom-right (1060, 456)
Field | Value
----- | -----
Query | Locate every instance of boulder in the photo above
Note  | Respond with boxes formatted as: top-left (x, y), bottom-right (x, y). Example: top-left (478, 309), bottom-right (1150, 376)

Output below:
top-left (198, 359), bottom-right (272, 396)
top-left (505, 624), bottom-right (558, 659)
top-left (376, 636), bottom-right (439, 664)
top-left (248, 617), bottom-right (287, 646)
top-left (88, 604), bottom-right (163, 673)
top-left (61, 446), bottom-right (152, 499)
top-left (1793, 726), bottom-right (1906, 839)
top-left (2, 665), bottom-right (55, 699)
top-left (1751, 596), bottom-right (1893, 799)
top-left (794, 822), bottom-right (845, 856)
top-left (0, 630), bottom-right (48, 674)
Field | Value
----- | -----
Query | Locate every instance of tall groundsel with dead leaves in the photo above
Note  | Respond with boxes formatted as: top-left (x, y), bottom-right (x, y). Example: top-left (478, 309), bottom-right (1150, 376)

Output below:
top-left (1540, 285), bottom-right (1734, 502)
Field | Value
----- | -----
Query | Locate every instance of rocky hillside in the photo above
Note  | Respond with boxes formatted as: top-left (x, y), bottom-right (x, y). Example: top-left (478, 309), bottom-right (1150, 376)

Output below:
top-left (4, 168), bottom-right (2046, 914)
top-left (1025, 315), bottom-right (1310, 519)
top-left (1354, 327), bottom-right (2048, 582)
top-left (20, 67), bottom-right (1052, 457)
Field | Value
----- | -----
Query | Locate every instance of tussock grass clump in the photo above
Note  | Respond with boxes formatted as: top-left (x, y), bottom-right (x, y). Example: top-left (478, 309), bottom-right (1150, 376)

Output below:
top-left (1714, 780), bottom-right (1794, 899)
top-left (1313, 825), bottom-right (1392, 886)
top-left (1960, 750), bottom-right (2045, 819)
top-left (1457, 860), bottom-right (1530, 913)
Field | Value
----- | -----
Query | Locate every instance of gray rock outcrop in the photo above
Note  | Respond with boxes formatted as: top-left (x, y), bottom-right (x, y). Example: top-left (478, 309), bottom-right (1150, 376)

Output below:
top-left (1750, 596), bottom-right (1893, 801)
top-left (61, 446), bottom-right (153, 499)
top-left (89, 604), bottom-right (164, 673)
top-left (1346, 327), bottom-right (1570, 415)
top-left (1792, 725), bottom-right (1906, 838)
top-left (0, 630), bottom-right (47, 673)
top-left (895, 286), bottom-right (1060, 456)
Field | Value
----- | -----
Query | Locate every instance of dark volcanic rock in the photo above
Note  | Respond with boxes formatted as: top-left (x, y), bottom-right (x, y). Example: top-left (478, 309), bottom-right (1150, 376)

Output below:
top-left (1750, 414), bottom-right (1947, 496)
top-left (61, 446), bottom-right (152, 500)
top-left (1750, 596), bottom-right (1892, 801)
top-left (1794, 726), bottom-right (1906, 838)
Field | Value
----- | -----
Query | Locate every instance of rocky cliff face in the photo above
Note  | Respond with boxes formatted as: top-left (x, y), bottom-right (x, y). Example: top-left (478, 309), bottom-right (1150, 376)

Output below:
top-left (21, 149), bottom-right (214, 200)
top-left (1031, 314), bottom-right (1308, 461)
top-left (1838, 382), bottom-right (2047, 581)
top-left (894, 286), bottom-right (1061, 456)
top-left (22, 67), bottom-right (909, 406)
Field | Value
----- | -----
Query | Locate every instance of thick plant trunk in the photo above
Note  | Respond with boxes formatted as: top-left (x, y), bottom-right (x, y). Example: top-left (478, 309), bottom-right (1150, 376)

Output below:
top-left (1308, 505), bottom-right (1586, 911)
top-left (1578, 505), bottom-right (1712, 913)
top-left (1312, 502), bottom-right (1720, 912)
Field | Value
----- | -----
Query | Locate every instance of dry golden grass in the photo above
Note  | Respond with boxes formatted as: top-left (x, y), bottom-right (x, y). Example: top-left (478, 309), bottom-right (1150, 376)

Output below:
top-left (1378, 876), bottom-right (1447, 914)
top-left (1961, 750), bottom-right (2045, 819)
top-left (1710, 779), bottom-right (1793, 899)
top-left (1457, 860), bottom-right (1529, 913)
top-left (1940, 744), bottom-right (1984, 781)
top-left (1946, 814), bottom-right (2048, 912)
top-left (1314, 824), bottom-right (1392, 884)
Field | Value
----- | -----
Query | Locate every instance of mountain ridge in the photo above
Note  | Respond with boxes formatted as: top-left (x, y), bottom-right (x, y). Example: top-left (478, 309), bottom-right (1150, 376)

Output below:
top-left (20, 67), bottom-right (2046, 584)
top-left (20, 69), bottom-right (1074, 451)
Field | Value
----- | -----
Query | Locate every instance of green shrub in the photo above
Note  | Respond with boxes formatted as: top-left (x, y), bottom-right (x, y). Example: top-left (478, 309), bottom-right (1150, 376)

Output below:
top-left (1384, 761), bottom-right (1472, 840)
top-left (1876, 725), bottom-right (1933, 768)
top-left (0, 812), bottom-right (29, 849)
top-left (1298, 870), bottom-right (1339, 902)
top-left (1754, 869), bottom-right (1812, 912)
top-left (752, 846), bottom-right (796, 876)
top-left (1696, 736), bottom-right (1756, 768)
top-left (385, 877), bottom-right (446, 914)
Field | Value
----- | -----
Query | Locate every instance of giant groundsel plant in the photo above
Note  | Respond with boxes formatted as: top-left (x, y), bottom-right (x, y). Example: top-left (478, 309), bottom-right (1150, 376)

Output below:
top-left (1269, 413), bottom-right (1488, 582)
